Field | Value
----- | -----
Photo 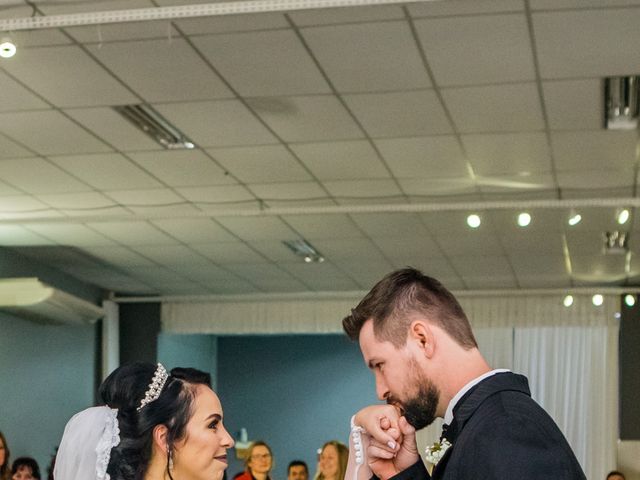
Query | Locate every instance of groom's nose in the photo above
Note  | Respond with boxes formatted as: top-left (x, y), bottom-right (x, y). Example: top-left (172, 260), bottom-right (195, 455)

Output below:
top-left (375, 374), bottom-right (389, 401)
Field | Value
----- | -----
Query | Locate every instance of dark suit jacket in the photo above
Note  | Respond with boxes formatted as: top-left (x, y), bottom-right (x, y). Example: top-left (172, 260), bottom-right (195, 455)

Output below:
top-left (391, 372), bottom-right (586, 480)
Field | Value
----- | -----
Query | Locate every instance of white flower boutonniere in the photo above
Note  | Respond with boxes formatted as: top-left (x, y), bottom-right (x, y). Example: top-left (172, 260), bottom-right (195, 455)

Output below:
top-left (424, 439), bottom-right (452, 466)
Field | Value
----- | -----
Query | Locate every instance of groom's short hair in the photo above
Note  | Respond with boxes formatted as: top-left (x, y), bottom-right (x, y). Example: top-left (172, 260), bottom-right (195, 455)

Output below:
top-left (343, 267), bottom-right (477, 349)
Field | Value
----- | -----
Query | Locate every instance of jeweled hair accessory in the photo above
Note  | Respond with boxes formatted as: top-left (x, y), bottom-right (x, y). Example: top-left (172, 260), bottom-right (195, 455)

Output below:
top-left (137, 363), bottom-right (169, 411)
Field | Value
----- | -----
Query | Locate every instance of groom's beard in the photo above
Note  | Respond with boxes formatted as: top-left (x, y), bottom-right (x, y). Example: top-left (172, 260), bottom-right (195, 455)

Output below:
top-left (388, 362), bottom-right (439, 430)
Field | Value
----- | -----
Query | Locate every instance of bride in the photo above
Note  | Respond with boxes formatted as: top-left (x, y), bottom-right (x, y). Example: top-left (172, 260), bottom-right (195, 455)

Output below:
top-left (54, 362), bottom-right (234, 480)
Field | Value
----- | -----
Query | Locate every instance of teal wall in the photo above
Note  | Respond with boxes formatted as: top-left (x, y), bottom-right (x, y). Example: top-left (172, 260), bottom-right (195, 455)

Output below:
top-left (0, 313), bottom-right (97, 474)
top-left (158, 333), bottom-right (218, 390)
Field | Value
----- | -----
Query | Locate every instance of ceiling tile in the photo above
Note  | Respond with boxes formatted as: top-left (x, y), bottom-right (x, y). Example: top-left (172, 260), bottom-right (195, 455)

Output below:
top-left (570, 254), bottom-right (628, 283)
top-left (249, 95), bottom-right (364, 142)
top-left (398, 177), bottom-right (476, 196)
top-left (442, 83), bottom-right (544, 133)
top-left (311, 237), bottom-right (386, 261)
top-left (323, 179), bottom-right (403, 199)
top-left (248, 181), bottom-right (327, 201)
top-left (105, 188), bottom-right (184, 206)
top-left (557, 169), bottom-right (634, 190)
top-left (67, 20), bottom-right (177, 43)
top-left (462, 132), bottom-right (552, 176)
top-left (290, 5), bottom-right (404, 25)
top-left (36, 192), bottom-right (116, 212)
top-left (50, 152), bottom-right (162, 190)
top-left (1, 45), bottom-right (138, 108)
top-left (247, 240), bottom-right (299, 262)
top-left (0, 225), bottom-right (54, 246)
top-left (0, 110), bottom-right (112, 155)
top-left (350, 213), bottom-right (429, 237)
top-left (208, 145), bottom-right (312, 183)
top-left (542, 79), bottom-right (602, 131)
top-left (531, 0), bottom-right (640, 8)
top-left (7, 27), bottom-right (72, 47)
top-left (409, 0), bottom-right (523, 16)
top-left (280, 262), bottom-right (360, 291)
top-left (515, 274), bottom-right (570, 289)
top-left (23, 224), bottom-right (117, 247)
top-left (375, 136), bottom-right (468, 178)
top-left (0, 72), bottom-right (49, 112)
top-left (36, 0), bottom-right (153, 14)
top-left (534, 8), bottom-right (640, 78)
top-left (291, 140), bottom-right (390, 181)
top-left (0, 195), bottom-right (51, 214)
top-left (551, 130), bottom-right (636, 171)
top-left (191, 242), bottom-right (268, 264)
top-left (338, 260), bottom-right (395, 289)
top-left (302, 21), bottom-right (430, 93)
top-left (216, 216), bottom-right (298, 241)
top-left (372, 235), bottom-right (443, 259)
top-left (435, 229), bottom-right (505, 257)
top-left (344, 90), bottom-right (452, 137)
top-left (414, 13), bottom-right (534, 87)
top-left (499, 230), bottom-right (565, 256)
top-left (176, 185), bottom-right (256, 204)
top-left (128, 149), bottom-right (235, 187)
top-left (176, 13), bottom-right (288, 34)
top-left (130, 245), bottom-right (209, 266)
top-left (192, 30), bottom-right (331, 97)
top-left (151, 218), bottom-right (237, 243)
top-left (84, 246), bottom-right (154, 268)
top-left (0, 134), bottom-right (32, 160)
top-left (64, 107), bottom-right (162, 152)
top-left (88, 38), bottom-right (233, 102)
top-left (282, 214), bottom-right (364, 239)
top-left (155, 100), bottom-right (278, 147)
top-left (86, 221), bottom-right (180, 246)
top-left (565, 230), bottom-right (609, 257)
top-left (448, 254), bottom-right (514, 276)
top-left (0, 157), bottom-right (93, 194)
top-left (464, 275), bottom-right (518, 289)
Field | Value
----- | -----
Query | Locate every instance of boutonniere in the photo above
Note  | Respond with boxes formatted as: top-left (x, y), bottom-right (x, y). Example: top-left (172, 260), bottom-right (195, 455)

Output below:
top-left (425, 439), bottom-right (452, 466)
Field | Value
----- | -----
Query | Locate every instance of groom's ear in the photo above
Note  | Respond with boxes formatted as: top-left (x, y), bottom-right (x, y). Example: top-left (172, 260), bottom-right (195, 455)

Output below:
top-left (409, 319), bottom-right (435, 358)
top-left (152, 424), bottom-right (169, 452)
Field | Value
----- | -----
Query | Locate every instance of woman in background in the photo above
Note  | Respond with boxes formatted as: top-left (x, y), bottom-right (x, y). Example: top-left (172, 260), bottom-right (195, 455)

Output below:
top-left (11, 457), bottom-right (40, 480)
top-left (0, 432), bottom-right (10, 480)
top-left (315, 441), bottom-right (348, 480)
top-left (236, 441), bottom-right (274, 480)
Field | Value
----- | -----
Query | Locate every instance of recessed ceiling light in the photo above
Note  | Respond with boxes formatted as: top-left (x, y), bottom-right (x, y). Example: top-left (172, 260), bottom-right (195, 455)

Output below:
top-left (517, 212), bottom-right (531, 227)
top-left (592, 294), bottom-right (604, 306)
top-left (283, 239), bottom-right (324, 263)
top-left (563, 295), bottom-right (574, 307)
top-left (617, 208), bottom-right (630, 225)
top-left (114, 104), bottom-right (196, 150)
top-left (466, 214), bottom-right (481, 228)
top-left (568, 213), bottom-right (582, 226)
top-left (604, 76), bottom-right (640, 130)
top-left (0, 38), bottom-right (16, 58)
top-left (624, 294), bottom-right (635, 307)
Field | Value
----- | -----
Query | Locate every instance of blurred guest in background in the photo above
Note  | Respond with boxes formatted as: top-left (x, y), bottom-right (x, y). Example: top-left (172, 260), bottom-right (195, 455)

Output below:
top-left (0, 432), bottom-right (10, 480)
top-left (315, 441), bottom-right (348, 480)
top-left (288, 460), bottom-right (309, 480)
top-left (236, 441), bottom-right (274, 480)
top-left (11, 457), bottom-right (40, 480)
top-left (606, 472), bottom-right (625, 480)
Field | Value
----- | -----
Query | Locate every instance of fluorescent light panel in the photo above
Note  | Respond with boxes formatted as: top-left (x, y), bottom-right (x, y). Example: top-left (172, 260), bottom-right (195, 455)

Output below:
top-left (114, 104), bottom-right (195, 150)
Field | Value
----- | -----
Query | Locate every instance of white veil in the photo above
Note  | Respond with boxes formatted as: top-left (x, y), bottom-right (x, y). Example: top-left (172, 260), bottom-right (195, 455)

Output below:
top-left (54, 406), bottom-right (120, 480)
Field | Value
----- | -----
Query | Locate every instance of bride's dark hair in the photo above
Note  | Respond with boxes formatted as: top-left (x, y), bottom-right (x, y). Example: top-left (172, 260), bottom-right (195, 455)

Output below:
top-left (99, 362), bottom-right (211, 480)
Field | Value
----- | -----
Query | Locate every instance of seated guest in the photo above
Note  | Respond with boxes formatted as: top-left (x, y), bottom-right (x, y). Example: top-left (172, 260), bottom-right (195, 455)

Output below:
top-left (288, 460), bottom-right (308, 480)
top-left (315, 441), bottom-right (347, 480)
top-left (236, 441), bottom-right (274, 480)
top-left (0, 431), bottom-right (10, 480)
top-left (607, 472), bottom-right (625, 480)
top-left (11, 458), bottom-right (40, 480)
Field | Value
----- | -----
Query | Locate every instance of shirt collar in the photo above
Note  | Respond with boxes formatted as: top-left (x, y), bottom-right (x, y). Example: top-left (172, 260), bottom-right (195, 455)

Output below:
top-left (443, 368), bottom-right (510, 425)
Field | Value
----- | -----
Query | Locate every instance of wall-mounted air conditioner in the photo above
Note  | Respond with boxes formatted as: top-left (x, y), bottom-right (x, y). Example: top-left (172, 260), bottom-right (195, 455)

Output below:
top-left (0, 278), bottom-right (104, 324)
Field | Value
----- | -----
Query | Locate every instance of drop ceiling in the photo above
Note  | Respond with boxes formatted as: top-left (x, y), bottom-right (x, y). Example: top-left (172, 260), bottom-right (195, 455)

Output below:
top-left (0, 0), bottom-right (639, 296)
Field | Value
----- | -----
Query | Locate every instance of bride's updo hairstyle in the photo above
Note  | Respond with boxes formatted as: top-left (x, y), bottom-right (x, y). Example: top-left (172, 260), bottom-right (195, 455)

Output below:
top-left (99, 362), bottom-right (211, 480)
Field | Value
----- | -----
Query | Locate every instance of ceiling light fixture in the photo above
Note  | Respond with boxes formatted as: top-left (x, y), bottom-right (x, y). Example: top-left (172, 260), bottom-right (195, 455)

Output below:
top-left (604, 76), bottom-right (640, 130)
top-left (0, 37), bottom-right (16, 58)
top-left (466, 214), bottom-right (481, 228)
top-left (592, 294), bottom-right (604, 306)
top-left (283, 239), bottom-right (325, 263)
top-left (114, 104), bottom-right (195, 150)
top-left (517, 212), bottom-right (531, 227)
top-left (603, 230), bottom-right (629, 255)
top-left (563, 295), bottom-right (574, 307)
top-left (617, 208), bottom-right (630, 225)
top-left (624, 294), bottom-right (636, 307)
top-left (568, 212), bottom-right (582, 226)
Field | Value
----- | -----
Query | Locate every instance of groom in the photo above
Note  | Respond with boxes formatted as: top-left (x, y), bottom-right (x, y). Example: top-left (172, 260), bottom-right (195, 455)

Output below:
top-left (343, 268), bottom-right (586, 480)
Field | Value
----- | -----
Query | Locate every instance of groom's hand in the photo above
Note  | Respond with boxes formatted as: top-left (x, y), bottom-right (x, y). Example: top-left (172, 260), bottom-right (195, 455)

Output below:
top-left (367, 416), bottom-right (419, 480)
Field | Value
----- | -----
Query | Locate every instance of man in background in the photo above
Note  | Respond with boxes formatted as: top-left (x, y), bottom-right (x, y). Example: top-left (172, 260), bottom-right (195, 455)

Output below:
top-left (287, 460), bottom-right (308, 480)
